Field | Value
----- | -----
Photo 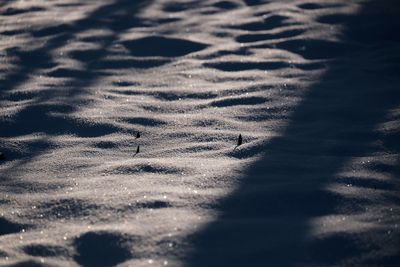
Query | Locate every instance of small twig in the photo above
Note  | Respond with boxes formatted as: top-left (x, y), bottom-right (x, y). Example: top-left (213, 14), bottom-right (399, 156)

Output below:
top-left (133, 145), bottom-right (140, 157)
top-left (237, 134), bottom-right (243, 146)
top-left (234, 134), bottom-right (243, 150)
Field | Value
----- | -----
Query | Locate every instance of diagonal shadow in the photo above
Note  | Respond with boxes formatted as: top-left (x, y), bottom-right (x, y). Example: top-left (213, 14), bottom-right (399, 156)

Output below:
top-left (0, 0), bottom-right (151, 186)
top-left (0, 0), bottom-right (149, 96)
top-left (184, 0), bottom-right (400, 266)
top-left (0, 0), bottom-right (151, 141)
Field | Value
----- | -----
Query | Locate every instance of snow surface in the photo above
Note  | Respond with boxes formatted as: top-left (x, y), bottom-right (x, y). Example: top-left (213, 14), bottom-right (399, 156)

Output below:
top-left (0, 0), bottom-right (399, 266)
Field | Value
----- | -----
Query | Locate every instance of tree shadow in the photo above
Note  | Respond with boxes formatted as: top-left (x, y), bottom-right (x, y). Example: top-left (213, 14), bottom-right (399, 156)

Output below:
top-left (184, 0), bottom-right (400, 266)
top-left (73, 231), bottom-right (134, 267)
top-left (0, 0), bottom-right (151, 137)
top-left (0, 0), bottom-right (152, 187)
top-left (0, 0), bottom-right (149, 96)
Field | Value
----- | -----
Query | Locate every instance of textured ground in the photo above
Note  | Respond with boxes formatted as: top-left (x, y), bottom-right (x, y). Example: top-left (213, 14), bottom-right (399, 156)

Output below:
top-left (0, 0), bottom-right (399, 266)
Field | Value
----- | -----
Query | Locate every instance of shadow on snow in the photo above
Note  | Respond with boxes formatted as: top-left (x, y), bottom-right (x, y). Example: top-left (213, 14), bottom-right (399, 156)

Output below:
top-left (184, 0), bottom-right (400, 266)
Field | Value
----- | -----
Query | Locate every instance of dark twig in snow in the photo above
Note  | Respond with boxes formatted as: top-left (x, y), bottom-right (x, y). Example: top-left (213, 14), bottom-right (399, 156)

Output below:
top-left (234, 134), bottom-right (243, 150)
top-left (133, 146), bottom-right (140, 157)
top-left (238, 134), bottom-right (243, 146)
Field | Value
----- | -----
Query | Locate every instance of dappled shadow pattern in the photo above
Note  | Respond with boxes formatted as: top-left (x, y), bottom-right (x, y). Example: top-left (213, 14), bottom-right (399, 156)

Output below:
top-left (0, 217), bottom-right (25, 236)
top-left (233, 15), bottom-right (292, 31)
top-left (31, 198), bottom-right (101, 220)
top-left (74, 231), bottom-right (132, 267)
top-left (162, 1), bottom-right (202, 13)
top-left (0, 104), bottom-right (121, 138)
top-left (0, 0), bottom-right (151, 171)
top-left (122, 36), bottom-right (208, 57)
top-left (6, 260), bottom-right (53, 267)
top-left (236, 29), bottom-right (305, 43)
top-left (243, 0), bottom-right (270, 7)
top-left (23, 244), bottom-right (70, 258)
top-left (257, 39), bottom-right (360, 59)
